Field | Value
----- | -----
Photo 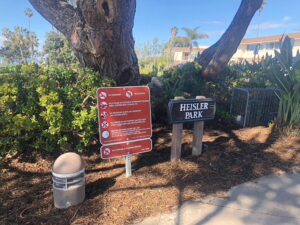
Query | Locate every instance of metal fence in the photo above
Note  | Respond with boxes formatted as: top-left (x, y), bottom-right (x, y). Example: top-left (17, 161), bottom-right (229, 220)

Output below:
top-left (230, 88), bottom-right (281, 127)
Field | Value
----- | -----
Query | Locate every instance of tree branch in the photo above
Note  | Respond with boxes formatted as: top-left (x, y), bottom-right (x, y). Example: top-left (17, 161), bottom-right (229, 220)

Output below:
top-left (28, 0), bottom-right (77, 37)
top-left (197, 0), bottom-right (263, 78)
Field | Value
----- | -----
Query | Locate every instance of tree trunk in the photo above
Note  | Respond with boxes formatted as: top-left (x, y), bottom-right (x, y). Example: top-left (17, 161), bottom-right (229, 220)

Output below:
top-left (18, 44), bottom-right (26, 65)
top-left (30, 43), bottom-right (35, 63)
top-left (197, 0), bottom-right (263, 78)
top-left (29, 0), bottom-right (140, 85)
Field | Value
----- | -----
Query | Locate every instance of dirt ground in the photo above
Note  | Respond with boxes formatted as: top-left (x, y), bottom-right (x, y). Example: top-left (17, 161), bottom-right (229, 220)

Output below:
top-left (1, 125), bottom-right (299, 225)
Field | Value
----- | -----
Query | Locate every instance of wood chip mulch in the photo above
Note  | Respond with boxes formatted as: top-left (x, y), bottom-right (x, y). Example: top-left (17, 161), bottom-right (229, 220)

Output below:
top-left (1, 126), bottom-right (299, 225)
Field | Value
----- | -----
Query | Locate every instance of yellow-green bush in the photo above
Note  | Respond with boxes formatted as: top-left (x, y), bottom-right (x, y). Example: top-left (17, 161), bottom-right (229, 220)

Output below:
top-left (0, 64), bottom-right (114, 157)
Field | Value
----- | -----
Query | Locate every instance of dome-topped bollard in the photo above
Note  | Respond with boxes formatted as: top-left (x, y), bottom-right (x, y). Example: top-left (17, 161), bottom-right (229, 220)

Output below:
top-left (52, 152), bottom-right (85, 209)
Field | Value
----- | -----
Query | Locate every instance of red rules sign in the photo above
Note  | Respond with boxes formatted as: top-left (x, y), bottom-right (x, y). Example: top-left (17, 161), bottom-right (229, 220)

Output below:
top-left (97, 86), bottom-right (152, 158)
top-left (100, 139), bottom-right (152, 159)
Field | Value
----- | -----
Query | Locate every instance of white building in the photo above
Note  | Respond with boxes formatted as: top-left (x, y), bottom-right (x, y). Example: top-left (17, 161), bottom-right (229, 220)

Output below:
top-left (170, 46), bottom-right (207, 65)
top-left (232, 33), bottom-right (300, 62)
top-left (171, 33), bottom-right (300, 64)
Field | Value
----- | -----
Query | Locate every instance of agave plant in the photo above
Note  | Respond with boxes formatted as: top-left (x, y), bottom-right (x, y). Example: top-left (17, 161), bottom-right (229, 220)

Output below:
top-left (271, 35), bottom-right (300, 128)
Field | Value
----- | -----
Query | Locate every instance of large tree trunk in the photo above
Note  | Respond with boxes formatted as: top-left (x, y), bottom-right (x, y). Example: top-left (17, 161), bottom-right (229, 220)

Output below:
top-left (29, 0), bottom-right (140, 85)
top-left (197, 0), bottom-right (263, 78)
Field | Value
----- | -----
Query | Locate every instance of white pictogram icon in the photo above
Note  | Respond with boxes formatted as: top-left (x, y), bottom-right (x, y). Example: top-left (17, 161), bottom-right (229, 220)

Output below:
top-left (103, 148), bottom-right (111, 155)
top-left (102, 131), bottom-right (110, 139)
top-left (101, 112), bottom-right (108, 119)
top-left (99, 91), bottom-right (107, 100)
top-left (126, 90), bottom-right (133, 98)
top-left (101, 121), bottom-right (109, 128)
top-left (100, 101), bottom-right (108, 109)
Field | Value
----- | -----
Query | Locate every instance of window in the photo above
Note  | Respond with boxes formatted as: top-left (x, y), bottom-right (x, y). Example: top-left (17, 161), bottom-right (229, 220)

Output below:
top-left (265, 42), bottom-right (274, 50)
top-left (247, 44), bottom-right (260, 54)
top-left (247, 44), bottom-right (260, 51)
top-left (183, 52), bottom-right (189, 61)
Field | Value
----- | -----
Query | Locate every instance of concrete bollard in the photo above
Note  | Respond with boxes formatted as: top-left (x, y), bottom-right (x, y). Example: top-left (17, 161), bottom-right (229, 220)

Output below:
top-left (52, 152), bottom-right (85, 209)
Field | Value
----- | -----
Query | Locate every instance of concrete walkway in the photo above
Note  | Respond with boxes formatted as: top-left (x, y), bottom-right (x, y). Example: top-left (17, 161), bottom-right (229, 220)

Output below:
top-left (134, 173), bottom-right (300, 225)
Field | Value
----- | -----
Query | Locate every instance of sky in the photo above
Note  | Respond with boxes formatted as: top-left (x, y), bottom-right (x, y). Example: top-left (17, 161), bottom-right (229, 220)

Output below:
top-left (0, 0), bottom-right (300, 49)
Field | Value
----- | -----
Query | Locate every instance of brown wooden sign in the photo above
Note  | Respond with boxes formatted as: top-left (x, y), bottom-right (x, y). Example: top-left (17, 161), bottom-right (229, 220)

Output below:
top-left (168, 98), bottom-right (216, 124)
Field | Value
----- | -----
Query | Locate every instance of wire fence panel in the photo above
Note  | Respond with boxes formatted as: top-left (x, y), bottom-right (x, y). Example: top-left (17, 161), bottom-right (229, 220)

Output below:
top-left (230, 88), bottom-right (281, 127)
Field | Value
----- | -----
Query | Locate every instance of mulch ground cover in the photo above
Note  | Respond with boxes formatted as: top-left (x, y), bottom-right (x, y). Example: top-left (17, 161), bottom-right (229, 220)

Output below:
top-left (1, 125), bottom-right (299, 225)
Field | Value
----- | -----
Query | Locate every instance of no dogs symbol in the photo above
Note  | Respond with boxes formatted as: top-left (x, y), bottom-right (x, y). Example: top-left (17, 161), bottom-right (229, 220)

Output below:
top-left (103, 148), bottom-right (111, 156)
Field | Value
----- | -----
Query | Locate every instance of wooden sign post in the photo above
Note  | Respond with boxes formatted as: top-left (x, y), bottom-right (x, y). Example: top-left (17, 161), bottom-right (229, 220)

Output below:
top-left (168, 96), bottom-right (216, 161)
top-left (192, 96), bottom-right (206, 156)
top-left (170, 96), bottom-right (185, 161)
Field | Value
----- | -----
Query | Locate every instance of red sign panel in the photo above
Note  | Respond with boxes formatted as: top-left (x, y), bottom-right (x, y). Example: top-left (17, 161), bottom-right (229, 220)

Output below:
top-left (100, 139), bottom-right (152, 159)
top-left (97, 86), bottom-right (152, 145)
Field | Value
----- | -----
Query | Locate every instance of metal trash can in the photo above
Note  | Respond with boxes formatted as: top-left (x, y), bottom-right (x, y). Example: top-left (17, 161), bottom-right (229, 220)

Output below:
top-left (52, 152), bottom-right (85, 209)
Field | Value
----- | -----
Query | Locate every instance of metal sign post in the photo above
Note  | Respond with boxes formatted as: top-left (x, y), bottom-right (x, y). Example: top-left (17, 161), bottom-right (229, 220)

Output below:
top-left (125, 154), bottom-right (132, 177)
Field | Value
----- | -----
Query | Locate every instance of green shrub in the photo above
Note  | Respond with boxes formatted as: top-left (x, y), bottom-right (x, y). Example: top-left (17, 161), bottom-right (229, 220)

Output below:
top-left (270, 36), bottom-right (300, 128)
top-left (0, 64), bottom-right (114, 157)
top-left (149, 63), bottom-right (205, 124)
top-left (149, 60), bottom-right (274, 125)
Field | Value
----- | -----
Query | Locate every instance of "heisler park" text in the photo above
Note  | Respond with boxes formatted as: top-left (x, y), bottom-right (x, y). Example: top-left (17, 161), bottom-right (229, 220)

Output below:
top-left (179, 103), bottom-right (209, 120)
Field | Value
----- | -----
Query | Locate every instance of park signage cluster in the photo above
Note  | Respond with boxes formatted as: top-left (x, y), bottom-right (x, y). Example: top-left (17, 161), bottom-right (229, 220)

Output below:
top-left (97, 86), bottom-right (152, 159)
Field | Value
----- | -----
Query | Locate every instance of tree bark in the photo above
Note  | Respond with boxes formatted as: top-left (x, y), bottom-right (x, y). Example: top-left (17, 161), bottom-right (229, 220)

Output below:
top-left (29, 0), bottom-right (140, 85)
top-left (197, 0), bottom-right (263, 78)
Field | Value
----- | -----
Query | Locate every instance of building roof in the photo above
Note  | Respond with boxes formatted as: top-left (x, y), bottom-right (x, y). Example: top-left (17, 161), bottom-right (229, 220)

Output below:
top-left (241, 33), bottom-right (300, 45)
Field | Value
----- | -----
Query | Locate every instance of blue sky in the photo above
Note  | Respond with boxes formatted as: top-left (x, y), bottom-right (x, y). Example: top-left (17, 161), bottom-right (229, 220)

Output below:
top-left (0, 0), bottom-right (300, 48)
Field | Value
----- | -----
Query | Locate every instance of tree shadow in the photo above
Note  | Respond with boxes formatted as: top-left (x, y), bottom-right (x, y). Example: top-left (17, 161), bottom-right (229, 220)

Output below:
top-left (85, 171), bottom-right (121, 200)
top-left (1, 126), bottom-right (298, 225)
top-left (121, 126), bottom-right (297, 224)
top-left (0, 158), bottom-right (123, 225)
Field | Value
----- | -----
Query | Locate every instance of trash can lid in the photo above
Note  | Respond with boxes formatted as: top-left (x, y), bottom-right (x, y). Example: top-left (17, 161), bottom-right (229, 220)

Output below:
top-left (53, 152), bottom-right (84, 174)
